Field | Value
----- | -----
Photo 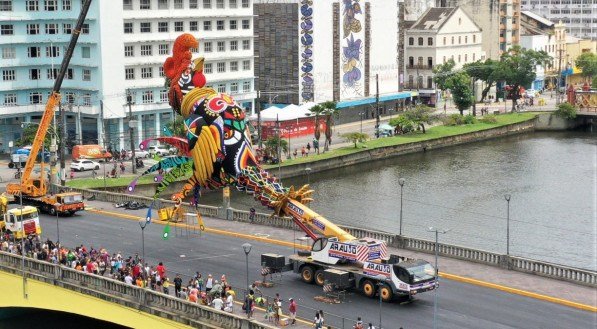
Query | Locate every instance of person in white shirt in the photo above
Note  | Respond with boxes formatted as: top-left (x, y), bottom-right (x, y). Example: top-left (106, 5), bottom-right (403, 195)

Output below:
top-left (225, 291), bottom-right (234, 312)
top-left (212, 295), bottom-right (224, 310)
top-left (124, 274), bottom-right (133, 285)
top-left (366, 323), bottom-right (375, 329)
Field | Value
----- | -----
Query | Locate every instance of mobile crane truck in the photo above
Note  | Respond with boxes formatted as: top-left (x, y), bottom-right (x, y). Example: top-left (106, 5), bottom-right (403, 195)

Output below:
top-left (0, 194), bottom-right (41, 239)
top-left (237, 167), bottom-right (437, 302)
top-left (4, 0), bottom-right (91, 217)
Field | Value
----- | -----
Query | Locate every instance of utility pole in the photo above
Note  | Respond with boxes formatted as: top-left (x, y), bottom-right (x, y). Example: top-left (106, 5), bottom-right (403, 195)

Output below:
top-left (556, 48), bottom-right (564, 105)
top-left (126, 90), bottom-right (137, 174)
top-left (472, 79), bottom-right (476, 116)
top-left (99, 100), bottom-right (104, 148)
top-left (60, 103), bottom-right (66, 187)
top-left (375, 74), bottom-right (380, 138)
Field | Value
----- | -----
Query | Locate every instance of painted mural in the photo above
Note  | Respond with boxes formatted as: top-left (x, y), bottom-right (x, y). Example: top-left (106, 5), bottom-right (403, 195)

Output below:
top-left (300, 0), bottom-right (314, 103)
top-left (340, 0), bottom-right (365, 98)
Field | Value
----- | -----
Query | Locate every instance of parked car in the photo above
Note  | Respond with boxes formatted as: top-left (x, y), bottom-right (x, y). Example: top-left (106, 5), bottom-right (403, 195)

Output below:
top-left (127, 149), bottom-right (150, 158)
top-left (70, 159), bottom-right (100, 172)
top-left (148, 145), bottom-right (170, 156)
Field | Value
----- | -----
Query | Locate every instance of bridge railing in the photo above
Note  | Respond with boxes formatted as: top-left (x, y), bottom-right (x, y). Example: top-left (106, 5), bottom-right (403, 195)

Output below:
top-left (58, 186), bottom-right (596, 287)
top-left (0, 251), bottom-right (275, 329)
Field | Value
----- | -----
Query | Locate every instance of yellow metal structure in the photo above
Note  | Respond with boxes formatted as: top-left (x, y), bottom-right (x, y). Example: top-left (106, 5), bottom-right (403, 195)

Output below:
top-left (1, 206), bottom-right (42, 238)
top-left (158, 206), bottom-right (183, 222)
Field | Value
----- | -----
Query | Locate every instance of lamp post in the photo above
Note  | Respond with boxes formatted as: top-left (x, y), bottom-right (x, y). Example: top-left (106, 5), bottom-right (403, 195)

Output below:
top-left (359, 112), bottom-right (364, 134)
top-left (242, 243), bottom-right (252, 294)
top-left (139, 219), bottom-right (148, 266)
top-left (504, 194), bottom-right (511, 257)
top-left (305, 167), bottom-right (312, 184)
top-left (286, 127), bottom-right (292, 160)
top-left (427, 227), bottom-right (450, 329)
top-left (101, 149), bottom-right (107, 192)
top-left (398, 178), bottom-right (405, 236)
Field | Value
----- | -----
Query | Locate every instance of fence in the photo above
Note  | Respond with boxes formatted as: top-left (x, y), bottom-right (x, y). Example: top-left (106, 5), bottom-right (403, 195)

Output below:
top-left (57, 185), bottom-right (597, 287)
top-left (0, 251), bottom-right (275, 329)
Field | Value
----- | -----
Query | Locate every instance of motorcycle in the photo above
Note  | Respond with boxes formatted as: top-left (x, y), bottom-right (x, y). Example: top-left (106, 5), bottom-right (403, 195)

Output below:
top-left (113, 201), bottom-right (148, 210)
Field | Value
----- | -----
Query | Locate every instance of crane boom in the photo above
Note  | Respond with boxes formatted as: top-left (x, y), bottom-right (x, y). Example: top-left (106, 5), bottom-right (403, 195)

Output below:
top-left (7, 0), bottom-right (92, 198)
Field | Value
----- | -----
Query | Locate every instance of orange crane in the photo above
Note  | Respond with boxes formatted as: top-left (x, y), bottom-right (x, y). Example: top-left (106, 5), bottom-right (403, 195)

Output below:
top-left (5, 0), bottom-right (92, 216)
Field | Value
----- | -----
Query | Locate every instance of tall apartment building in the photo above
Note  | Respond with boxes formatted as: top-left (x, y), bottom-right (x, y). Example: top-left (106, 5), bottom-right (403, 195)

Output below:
top-left (436, 0), bottom-right (521, 59)
top-left (521, 0), bottom-right (596, 40)
top-left (0, 0), bottom-right (256, 152)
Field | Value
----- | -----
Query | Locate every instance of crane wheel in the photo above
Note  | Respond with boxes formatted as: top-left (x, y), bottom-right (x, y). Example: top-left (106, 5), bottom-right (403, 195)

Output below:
top-left (314, 269), bottom-right (325, 286)
top-left (380, 284), bottom-right (394, 302)
top-left (362, 280), bottom-right (376, 298)
top-left (49, 207), bottom-right (57, 216)
top-left (301, 266), bottom-right (315, 284)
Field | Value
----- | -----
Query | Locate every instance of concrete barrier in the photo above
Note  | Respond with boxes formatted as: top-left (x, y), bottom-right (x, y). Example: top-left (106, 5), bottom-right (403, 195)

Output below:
top-left (0, 251), bottom-right (275, 329)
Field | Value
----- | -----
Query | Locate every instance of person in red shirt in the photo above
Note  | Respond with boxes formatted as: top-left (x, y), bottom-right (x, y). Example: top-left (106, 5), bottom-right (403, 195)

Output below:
top-left (288, 298), bottom-right (297, 325)
top-left (132, 263), bottom-right (141, 278)
top-left (85, 260), bottom-right (95, 274)
top-left (156, 262), bottom-right (166, 279)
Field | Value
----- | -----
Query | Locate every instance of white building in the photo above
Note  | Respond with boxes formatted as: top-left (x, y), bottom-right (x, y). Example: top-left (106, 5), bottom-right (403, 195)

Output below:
top-left (405, 7), bottom-right (484, 105)
top-left (521, 0), bottom-right (595, 40)
top-left (0, 0), bottom-right (256, 152)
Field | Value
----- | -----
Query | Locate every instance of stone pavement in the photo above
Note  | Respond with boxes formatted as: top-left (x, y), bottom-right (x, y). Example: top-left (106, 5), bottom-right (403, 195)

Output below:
top-left (85, 199), bottom-right (596, 308)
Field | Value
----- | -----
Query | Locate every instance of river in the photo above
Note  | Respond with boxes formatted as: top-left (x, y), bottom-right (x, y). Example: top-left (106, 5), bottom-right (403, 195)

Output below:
top-left (199, 131), bottom-right (596, 271)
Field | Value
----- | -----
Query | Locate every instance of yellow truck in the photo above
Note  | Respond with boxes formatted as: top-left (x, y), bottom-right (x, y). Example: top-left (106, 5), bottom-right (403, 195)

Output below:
top-left (0, 194), bottom-right (42, 239)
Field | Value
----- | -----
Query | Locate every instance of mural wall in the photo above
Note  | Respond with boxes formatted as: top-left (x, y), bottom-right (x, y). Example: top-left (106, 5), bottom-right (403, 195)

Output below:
top-left (340, 0), bottom-right (366, 98)
top-left (299, 0), bottom-right (314, 103)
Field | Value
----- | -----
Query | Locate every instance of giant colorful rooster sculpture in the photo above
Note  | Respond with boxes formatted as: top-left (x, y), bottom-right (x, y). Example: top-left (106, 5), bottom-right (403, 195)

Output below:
top-left (127, 34), bottom-right (312, 218)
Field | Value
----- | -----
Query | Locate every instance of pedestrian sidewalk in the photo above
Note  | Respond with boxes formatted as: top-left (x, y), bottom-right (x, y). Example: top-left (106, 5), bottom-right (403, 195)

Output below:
top-left (85, 200), bottom-right (595, 308)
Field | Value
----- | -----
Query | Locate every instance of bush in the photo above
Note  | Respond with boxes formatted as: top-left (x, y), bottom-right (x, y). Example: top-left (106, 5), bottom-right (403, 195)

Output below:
top-left (390, 116), bottom-right (416, 133)
top-left (553, 103), bottom-right (577, 120)
top-left (463, 114), bottom-right (477, 124)
top-left (479, 114), bottom-right (498, 123)
top-left (443, 114), bottom-right (463, 126)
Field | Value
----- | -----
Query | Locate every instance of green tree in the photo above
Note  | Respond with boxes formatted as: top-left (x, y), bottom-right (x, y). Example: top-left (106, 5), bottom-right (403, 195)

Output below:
top-left (575, 52), bottom-right (597, 84)
top-left (165, 114), bottom-right (186, 138)
top-left (309, 101), bottom-right (338, 152)
top-left (433, 59), bottom-right (456, 113)
top-left (264, 136), bottom-right (288, 159)
top-left (400, 105), bottom-right (439, 133)
top-left (17, 124), bottom-right (61, 149)
top-left (341, 132), bottom-right (368, 148)
top-left (448, 71), bottom-right (474, 115)
top-left (494, 45), bottom-right (551, 112)
top-left (464, 59), bottom-right (499, 102)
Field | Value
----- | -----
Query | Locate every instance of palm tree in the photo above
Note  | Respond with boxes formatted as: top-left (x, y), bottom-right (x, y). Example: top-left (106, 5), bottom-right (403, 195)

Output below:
top-left (309, 101), bottom-right (338, 152)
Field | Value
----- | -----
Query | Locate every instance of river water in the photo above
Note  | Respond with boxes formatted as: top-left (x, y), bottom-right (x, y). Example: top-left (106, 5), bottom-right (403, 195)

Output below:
top-left (200, 131), bottom-right (596, 270)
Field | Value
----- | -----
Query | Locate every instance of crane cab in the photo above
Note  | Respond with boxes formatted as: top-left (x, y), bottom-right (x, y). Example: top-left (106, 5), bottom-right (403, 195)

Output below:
top-left (1, 206), bottom-right (41, 239)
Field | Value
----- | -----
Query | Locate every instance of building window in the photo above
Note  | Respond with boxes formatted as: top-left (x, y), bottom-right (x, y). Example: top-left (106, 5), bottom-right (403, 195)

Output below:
top-left (418, 37), bottom-right (423, 46)
top-left (217, 84), bottom-right (226, 93)
top-left (203, 0), bottom-right (211, 8)
top-left (408, 37), bottom-right (414, 46)
top-left (217, 41), bottom-right (225, 52)
top-left (217, 62), bottom-right (225, 73)
top-left (28, 46), bottom-right (41, 58)
top-left (458, 54), bottom-right (461, 63)
top-left (158, 22), bottom-right (168, 32)
top-left (81, 46), bottom-right (90, 58)
top-left (0, 24), bottom-right (13, 35)
top-left (216, 20), bottom-right (224, 31)
top-left (158, 0), bottom-right (168, 9)
top-left (82, 69), bottom-right (91, 81)
top-left (242, 81), bottom-right (250, 92)
top-left (408, 56), bottom-right (414, 67)
top-left (204, 63), bottom-right (212, 74)
top-left (142, 91), bottom-right (153, 103)
top-left (45, 23), bottom-right (58, 34)
top-left (230, 82), bottom-right (238, 93)
top-left (189, 0), bottom-right (198, 8)
top-left (4, 93), bottom-right (16, 106)
top-left (27, 23), bottom-right (39, 35)
top-left (427, 57), bottom-right (433, 68)
top-left (242, 0), bottom-right (249, 8)
top-left (30, 69), bottom-right (40, 80)
top-left (158, 44), bottom-right (169, 55)
top-left (408, 75), bottom-right (413, 88)
top-left (204, 41), bottom-right (212, 52)
top-left (229, 0), bottom-right (237, 8)
top-left (159, 66), bottom-right (165, 77)
top-left (125, 68), bottom-right (135, 80)
top-left (44, 0), bottom-right (57, 11)
top-left (30, 92), bottom-right (43, 104)
top-left (473, 34), bottom-right (476, 43)
top-left (160, 90), bottom-right (169, 102)
top-left (190, 21), bottom-right (198, 31)
top-left (417, 56), bottom-right (423, 66)
top-left (140, 0), bottom-right (150, 9)
top-left (124, 45), bottom-right (134, 57)
top-left (174, 21), bottom-right (184, 32)
top-left (123, 0), bottom-right (132, 10)
top-left (46, 46), bottom-right (60, 57)
top-left (63, 23), bottom-right (72, 34)
top-left (65, 68), bottom-right (74, 80)
top-left (417, 76), bottom-right (423, 89)
top-left (0, 0), bottom-right (11, 11)
top-left (230, 20), bottom-right (237, 30)
top-left (124, 22), bottom-right (133, 34)
top-left (427, 77), bottom-right (433, 89)
top-left (26, 0), bottom-right (39, 11)
top-left (141, 44), bottom-right (152, 56)
top-left (451, 36), bottom-right (454, 44)
top-left (140, 22), bottom-right (151, 33)
top-left (242, 39), bottom-right (250, 50)
top-left (464, 54), bottom-right (467, 62)
top-left (230, 61), bottom-right (238, 71)
top-left (230, 40), bottom-right (238, 51)
top-left (62, 0), bottom-right (71, 10)
top-left (465, 36), bottom-right (468, 44)
top-left (2, 47), bottom-right (15, 59)
top-left (428, 37), bottom-right (433, 46)
top-left (141, 67), bottom-right (153, 79)
top-left (216, 0), bottom-right (224, 8)
top-left (458, 17), bottom-right (462, 25)
top-left (443, 37), bottom-right (446, 45)
top-left (242, 60), bottom-right (250, 71)
top-left (82, 94), bottom-right (91, 106)
top-left (242, 19), bottom-right (250, 29)
top-left (47, 68), bottom-right (58, 79)
top-left (81, 23), bottom-right (89, 34)
top-left (204, 21), bottom-right (212, 31)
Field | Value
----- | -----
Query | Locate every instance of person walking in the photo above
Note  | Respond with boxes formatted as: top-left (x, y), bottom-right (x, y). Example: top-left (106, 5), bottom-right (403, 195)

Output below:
top-left (205, 274), bottom-right (213, 293)
top-left (366, 323), bottom-right (375, 329)
top-left (288, 298), bottom-right (297, 325)
top-left (306, 142), bottom-right (311, 155)
top-left (313, 312), bottom-right (323, 328)
top-left (354, 317), bottom-right (364, 329)
top-left (174, 274), bottom-right (183, 297)
top-left (244, 290), bottom-right (254, 319)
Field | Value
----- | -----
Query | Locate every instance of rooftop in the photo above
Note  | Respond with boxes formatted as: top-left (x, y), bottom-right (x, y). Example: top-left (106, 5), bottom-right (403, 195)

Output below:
top-left (410, 7), bottom-right (457, 31)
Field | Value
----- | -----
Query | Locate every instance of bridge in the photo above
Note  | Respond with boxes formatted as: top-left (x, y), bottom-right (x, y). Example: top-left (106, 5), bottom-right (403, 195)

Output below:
top-left (0, 251), bottom-right (274, 329)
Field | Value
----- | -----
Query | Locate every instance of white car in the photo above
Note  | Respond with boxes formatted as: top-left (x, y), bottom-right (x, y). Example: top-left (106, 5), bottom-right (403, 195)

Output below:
top-left (70, 159), bottom-right (100, 172)
top-left (148, 145), bottom-right (170, 156)
top-left (127, 149), bottom-right (150, 158)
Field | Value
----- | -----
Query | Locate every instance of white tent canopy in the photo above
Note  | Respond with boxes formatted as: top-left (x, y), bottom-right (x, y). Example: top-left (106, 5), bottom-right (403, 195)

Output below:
top-left (248, 102), bottom-right (317, 122)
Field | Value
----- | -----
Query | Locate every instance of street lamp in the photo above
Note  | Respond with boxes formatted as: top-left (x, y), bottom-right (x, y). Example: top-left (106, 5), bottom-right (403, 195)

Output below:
top-left (101, 149), bottom-right (107, 191)
top-left (305, 167), bottom-right (312, 184)
top-left (427, 227), bottom-right (451, 329)
top-left (242, 243), bottom-right (252, 294)
top-left (398, 178), bottom-right (405, 236)
top-left (286, 127), bottom-right (292, 160)
top-left (358, 112), bottom-right (364, 134)
top-left (504, 194), bottom-right (511, 257)
top-left (139, 218), bottom-right (148, 267)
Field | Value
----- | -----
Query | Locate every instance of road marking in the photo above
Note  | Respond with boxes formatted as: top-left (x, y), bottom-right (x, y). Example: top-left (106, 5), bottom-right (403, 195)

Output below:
top-left (87, 208), bottom-right (596, 313)
top-left (167, 254), bottom-right (235, 263)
